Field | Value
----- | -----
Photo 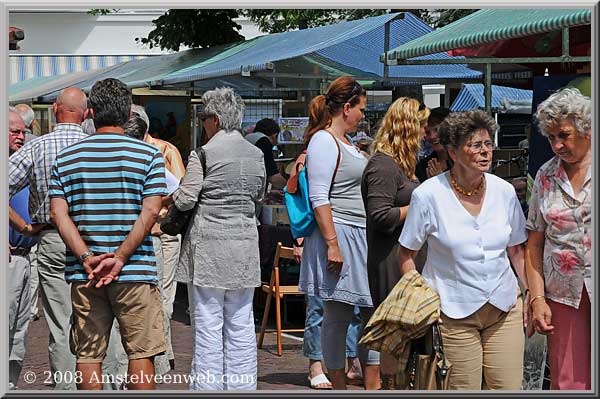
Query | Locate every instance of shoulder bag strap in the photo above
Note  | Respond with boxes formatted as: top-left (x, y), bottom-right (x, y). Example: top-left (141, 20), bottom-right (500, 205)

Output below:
top-left (324, 130), bottom-right (342, 199)
top-left (191, 147), bottom-right (207, 204)
top-left (194, 147), bottom-right (207, 179)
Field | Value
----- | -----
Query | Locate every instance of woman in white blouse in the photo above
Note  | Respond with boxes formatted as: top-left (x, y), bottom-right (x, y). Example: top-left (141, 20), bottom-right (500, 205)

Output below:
top-left (398, 110), bottom-right (529, 390)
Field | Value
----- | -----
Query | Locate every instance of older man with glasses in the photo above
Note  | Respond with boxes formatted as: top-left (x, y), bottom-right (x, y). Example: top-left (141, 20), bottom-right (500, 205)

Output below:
top-left (7, 109), bottom-right (37, 390)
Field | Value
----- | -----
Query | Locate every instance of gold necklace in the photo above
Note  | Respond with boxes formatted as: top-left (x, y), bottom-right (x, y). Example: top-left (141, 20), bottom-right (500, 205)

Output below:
top-left (450, 171), bottom-right (485, 196)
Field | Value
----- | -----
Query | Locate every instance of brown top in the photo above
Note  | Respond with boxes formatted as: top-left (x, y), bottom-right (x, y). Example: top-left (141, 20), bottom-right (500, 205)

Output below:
top-left (361, 152), bottom-right (421, 307)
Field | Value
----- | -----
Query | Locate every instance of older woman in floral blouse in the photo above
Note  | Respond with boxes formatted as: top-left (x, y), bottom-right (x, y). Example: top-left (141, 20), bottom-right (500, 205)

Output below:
top-left (526, 87), bottom-right (591, 390)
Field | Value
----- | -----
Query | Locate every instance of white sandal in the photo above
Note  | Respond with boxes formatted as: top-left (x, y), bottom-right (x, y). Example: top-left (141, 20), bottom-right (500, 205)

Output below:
top-left (308, 373), bottom-right (333, 389)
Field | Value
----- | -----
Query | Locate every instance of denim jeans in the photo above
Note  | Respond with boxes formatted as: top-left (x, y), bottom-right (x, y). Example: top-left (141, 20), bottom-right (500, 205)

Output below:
top-left (302, 295), bottom-right (361, 360)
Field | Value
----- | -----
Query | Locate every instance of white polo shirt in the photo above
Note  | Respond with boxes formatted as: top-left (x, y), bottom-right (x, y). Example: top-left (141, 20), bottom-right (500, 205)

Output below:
top-left (399, 172), bottom-right (527, 319)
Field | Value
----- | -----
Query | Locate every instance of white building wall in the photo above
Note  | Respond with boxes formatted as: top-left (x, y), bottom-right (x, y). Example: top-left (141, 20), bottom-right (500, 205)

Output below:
top-left (9, 10), bottom-right (264, 55)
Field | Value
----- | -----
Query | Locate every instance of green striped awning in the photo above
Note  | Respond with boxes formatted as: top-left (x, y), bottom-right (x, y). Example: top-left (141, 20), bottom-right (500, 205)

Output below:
top-left (382, 9), bottom-right (592, 62)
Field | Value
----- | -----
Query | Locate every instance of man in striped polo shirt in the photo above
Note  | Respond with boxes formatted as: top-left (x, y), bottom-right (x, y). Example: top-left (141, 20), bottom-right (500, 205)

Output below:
top-left (48, 78), bottom-right (167, 390)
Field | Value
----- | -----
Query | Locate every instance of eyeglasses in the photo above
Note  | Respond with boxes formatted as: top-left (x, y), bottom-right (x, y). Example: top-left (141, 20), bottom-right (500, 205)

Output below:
top-left (9, 129), bottom-right (26, 137)
top-left (465, 140), bottom-right (495, 151)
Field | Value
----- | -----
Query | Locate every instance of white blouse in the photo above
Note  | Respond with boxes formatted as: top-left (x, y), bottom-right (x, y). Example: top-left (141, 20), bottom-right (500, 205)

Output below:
top-left (399, 172), bottom-right (527, 319)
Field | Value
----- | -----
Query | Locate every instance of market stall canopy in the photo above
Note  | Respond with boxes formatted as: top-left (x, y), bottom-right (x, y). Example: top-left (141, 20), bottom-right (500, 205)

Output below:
top-left (160, 12), bottom-right (481, 86)
top-left (9, 47), bottom-right (233, 102)
top-left (450, 84), bottom-right (532, 113)
top-left (10, 12), bottom-right (482, 103)
top-left (381, 9), bottom-right (592, 63)
top-left (9, 54), bottom-right (152, 84)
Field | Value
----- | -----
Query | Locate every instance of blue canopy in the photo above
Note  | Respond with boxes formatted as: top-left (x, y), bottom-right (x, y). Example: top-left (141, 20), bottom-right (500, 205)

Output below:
top-left (163, 12), bottom-right (481, 85)
top-left (11, 12), bottom-right (482, 102)
top-left (451, 84), bottom-right (532, 112)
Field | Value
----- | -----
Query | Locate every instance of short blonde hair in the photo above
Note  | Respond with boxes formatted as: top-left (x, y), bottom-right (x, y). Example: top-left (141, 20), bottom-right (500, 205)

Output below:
top-left (371, 98), bottom-right (427, 177)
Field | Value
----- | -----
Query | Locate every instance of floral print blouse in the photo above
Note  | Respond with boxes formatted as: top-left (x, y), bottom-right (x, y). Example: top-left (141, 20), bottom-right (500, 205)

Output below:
top-left (526, 156), bottom-right (592, 309)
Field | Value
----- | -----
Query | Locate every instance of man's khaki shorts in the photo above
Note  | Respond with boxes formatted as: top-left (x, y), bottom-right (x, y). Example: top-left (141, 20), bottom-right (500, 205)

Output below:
top-left (70, 282), bottom-right (166, 363)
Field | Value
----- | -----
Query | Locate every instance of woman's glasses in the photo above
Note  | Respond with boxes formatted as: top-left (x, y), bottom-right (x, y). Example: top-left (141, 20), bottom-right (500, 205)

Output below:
top-left (465, 140), bottom-right (495, 151)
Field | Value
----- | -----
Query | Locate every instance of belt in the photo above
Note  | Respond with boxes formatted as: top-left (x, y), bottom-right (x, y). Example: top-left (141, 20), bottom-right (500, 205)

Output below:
top-left (41, 224), bottom-right (56, 231)
top-left (9, 247), bottom-right (32, 256)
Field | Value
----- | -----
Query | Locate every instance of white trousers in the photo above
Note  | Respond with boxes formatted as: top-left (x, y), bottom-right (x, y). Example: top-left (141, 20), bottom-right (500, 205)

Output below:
top-left (189, 286), bottom-right (257, 391)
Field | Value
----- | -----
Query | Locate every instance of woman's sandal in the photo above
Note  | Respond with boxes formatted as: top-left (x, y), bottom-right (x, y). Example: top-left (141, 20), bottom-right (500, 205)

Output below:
top-left (308, 374), bottom-right (333, 389)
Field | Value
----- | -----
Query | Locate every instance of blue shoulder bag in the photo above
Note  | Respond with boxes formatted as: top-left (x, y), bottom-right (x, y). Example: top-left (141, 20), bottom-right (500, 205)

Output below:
top-left (284, 132), bottom-right (341, 239)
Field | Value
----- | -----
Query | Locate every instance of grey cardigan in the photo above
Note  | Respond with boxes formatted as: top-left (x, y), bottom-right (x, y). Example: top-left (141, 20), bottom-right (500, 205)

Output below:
top-left (173, 129), bottom-right (267, 289)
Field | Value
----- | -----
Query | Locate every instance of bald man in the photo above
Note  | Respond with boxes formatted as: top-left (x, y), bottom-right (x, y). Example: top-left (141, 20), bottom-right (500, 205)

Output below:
top-left (9, 87), bottom-right (90, 390)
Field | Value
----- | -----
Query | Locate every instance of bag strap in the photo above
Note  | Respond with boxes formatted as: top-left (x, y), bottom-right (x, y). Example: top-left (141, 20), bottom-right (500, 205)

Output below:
top-left (432, 323), bottom-right (449, 377)
top-left (190, 147), bottom-right (207, 204)
top-left (324, 130), bottom-right (341, 199)
top-left (194, 147), bottom-right (207, 179)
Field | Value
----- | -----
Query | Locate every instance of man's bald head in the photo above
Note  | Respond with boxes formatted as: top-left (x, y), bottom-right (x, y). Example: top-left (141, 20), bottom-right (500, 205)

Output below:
top-left (54, 87), bottom-right (88, 124)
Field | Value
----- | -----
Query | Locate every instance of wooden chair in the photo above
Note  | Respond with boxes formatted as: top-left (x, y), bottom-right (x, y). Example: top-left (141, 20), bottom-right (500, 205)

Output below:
top-left (257, 242), bottom-right (304, 356)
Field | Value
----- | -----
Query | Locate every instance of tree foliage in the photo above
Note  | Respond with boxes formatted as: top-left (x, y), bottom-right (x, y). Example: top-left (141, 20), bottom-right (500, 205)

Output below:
top-left (136, 9), bottom-right (244, 51)
top-left (433, 9), bottom-right (478, 28)
top-left (132, 9), bottom-right (476, 51)
top-left (87, 9), bottom-right (118, 16)
top-left (245, 9), bottom-right (439, 33)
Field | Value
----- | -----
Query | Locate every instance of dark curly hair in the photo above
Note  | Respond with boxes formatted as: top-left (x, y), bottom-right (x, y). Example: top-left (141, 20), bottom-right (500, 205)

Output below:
top-left (89, 78), bottom-right (132, 129)
top-left (438, 109), bottom-right (497, 148)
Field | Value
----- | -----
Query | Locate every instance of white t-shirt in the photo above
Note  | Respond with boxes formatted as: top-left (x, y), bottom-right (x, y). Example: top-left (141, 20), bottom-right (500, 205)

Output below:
top-left (399, 172), bottom-right (527, 319)
top-left (306, 130), bottom-right (366, 227)
top-left (165, 169), bottom-right (179, 195)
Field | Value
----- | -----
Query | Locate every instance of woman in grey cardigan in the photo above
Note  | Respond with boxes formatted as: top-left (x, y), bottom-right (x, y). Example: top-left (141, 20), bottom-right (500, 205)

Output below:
top-left (172, 87), bottom-right (267, 390)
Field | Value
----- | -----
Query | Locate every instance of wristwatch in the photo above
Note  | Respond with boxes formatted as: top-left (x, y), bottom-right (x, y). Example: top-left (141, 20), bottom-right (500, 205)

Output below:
top-left (79, 251), bottom-right (94, 263)
top-left (21, 224), bottom-right (31, 235)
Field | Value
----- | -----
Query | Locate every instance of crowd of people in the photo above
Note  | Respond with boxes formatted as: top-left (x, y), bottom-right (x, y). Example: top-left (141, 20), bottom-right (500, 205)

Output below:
top-left (7, 75), bottom-right (591, 391)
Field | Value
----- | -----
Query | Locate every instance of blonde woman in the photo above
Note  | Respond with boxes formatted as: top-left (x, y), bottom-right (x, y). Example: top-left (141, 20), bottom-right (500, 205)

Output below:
top-left (361, 97), bottom-right (429, 308)
top-left (360, 98), bottom-right (429, 386)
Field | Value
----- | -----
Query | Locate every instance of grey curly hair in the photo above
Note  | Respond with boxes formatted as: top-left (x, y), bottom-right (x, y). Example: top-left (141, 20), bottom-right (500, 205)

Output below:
top-left (202, 87), bottom-right (245, 132)
top-left (535, 87), bottom-right (591, 137)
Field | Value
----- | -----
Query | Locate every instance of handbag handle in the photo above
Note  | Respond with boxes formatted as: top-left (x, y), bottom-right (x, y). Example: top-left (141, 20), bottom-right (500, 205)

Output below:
top-left (432, 324), bottom-right (449, 378)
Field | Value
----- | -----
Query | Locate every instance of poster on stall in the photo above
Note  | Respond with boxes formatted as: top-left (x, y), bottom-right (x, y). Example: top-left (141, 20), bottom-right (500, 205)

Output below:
top-left (278, 117), bottom-right (309, 143)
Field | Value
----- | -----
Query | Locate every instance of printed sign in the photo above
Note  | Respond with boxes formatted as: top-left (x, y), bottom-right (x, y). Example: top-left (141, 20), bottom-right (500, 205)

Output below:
top-left (278, 117), bottom-right (309, 143)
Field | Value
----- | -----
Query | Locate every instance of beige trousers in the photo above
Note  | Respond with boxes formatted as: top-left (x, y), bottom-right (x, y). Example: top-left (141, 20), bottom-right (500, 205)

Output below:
top-left (439, 296), bottom-right (524, 390)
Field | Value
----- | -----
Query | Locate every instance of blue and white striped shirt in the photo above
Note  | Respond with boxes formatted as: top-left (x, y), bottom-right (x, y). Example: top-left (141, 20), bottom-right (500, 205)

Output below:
top-left (48, 133), bottom-right (167, 284)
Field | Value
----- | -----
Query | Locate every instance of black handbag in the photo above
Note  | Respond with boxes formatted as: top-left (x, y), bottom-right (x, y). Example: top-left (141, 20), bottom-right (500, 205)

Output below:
top-left (160, 147), bottom-right (206, 236)
top-left (393, 323), bottom-right (451, 390)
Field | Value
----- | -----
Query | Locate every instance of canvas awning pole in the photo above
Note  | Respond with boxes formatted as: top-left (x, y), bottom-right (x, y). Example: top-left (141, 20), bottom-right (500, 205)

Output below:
top-left (485, 63), bottom-right (492, 114)
top-left (562, 27), bottom-right (570, 58)
top-left (383, 20), bottom-right (391, 79)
